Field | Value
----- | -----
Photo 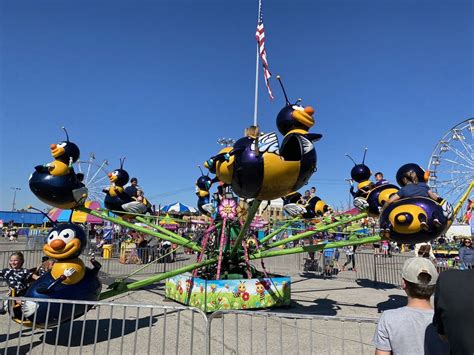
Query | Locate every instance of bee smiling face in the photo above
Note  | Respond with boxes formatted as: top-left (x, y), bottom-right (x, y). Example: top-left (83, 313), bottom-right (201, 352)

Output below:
top-left (50, 141), bottom-right (80, 162)
top-left (108, 169), bottom-right (129, 186)
top-left (277, 104), bottom-right (315, 135)
top-left (292, 105), bottom-right (315, 129)
top-left (109, 170), bottom-right (119, 183)
top-left (50, 142), bottom-right (66, 158)
top-left (43, 225), bottom-right (85, 259)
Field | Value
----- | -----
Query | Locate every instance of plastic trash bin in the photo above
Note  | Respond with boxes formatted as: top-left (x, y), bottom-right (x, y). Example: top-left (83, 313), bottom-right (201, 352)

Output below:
top-left (103, 244), bottom-right (113, 259)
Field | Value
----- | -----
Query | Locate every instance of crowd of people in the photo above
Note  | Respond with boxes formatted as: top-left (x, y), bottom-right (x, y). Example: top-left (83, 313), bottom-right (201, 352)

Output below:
top-left (1, 228), bottom-right (19, 242)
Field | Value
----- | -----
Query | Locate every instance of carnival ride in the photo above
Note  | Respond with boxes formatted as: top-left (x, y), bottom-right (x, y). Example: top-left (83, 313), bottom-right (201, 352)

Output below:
top-left (9, 94), bottom-right (474, 325)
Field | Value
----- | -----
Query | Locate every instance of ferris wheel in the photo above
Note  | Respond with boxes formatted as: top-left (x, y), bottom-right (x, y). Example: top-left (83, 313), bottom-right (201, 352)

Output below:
top-left (428, 118), bottom-right (474, 207)
top-left (75, 153), bottom-right (110, 202)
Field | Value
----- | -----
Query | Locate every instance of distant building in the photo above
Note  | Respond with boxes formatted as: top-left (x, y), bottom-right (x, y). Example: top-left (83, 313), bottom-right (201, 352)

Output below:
top-left (257, 199), bottom-right (285, 222)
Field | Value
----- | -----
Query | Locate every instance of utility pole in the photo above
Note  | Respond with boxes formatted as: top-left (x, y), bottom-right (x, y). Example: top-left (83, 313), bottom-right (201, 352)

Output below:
top-left (11, 187), bottom-right (21, 211)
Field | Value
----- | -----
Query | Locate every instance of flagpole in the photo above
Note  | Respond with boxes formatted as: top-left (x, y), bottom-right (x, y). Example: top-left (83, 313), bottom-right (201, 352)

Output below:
top-left (253, 0), bottom-right (262, 127)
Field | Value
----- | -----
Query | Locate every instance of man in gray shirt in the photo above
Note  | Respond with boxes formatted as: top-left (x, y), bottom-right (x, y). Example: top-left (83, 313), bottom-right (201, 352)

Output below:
top-left (373, 257), bottom-right (449, 354)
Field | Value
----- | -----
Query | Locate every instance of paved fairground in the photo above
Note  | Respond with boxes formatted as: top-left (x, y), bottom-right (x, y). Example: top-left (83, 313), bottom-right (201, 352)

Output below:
top-left (0, 236), bottom-right (413, 354)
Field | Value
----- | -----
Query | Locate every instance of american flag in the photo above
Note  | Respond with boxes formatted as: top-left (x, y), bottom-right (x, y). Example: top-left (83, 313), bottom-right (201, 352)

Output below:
top-left (255, 0), bottom-right (274, 100)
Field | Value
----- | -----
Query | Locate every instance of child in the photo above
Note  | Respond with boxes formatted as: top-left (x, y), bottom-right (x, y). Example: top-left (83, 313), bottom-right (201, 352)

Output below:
top-left (35, 256), bottom-right (55, 277)
top-left (382, 240), bottom-right (389, 257)
top-left (373, 257), bottom-right (449, 354)
top-left (0, 252), bottom-right (38, 314)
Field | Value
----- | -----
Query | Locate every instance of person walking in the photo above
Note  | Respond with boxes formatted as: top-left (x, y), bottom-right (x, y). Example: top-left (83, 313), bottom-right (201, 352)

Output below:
top-left (342, 245), bottom-right (356, 271)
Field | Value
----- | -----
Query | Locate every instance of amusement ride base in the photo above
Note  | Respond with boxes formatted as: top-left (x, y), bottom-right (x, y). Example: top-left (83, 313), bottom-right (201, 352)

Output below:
top-left (165, 273), bottom-right (291, 312)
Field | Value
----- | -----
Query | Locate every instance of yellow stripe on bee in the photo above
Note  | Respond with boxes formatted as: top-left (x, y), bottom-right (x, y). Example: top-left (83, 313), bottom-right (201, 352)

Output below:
top-left (49, 161), bottom-right (70, 176)
top-left (389, 204), bottom-right (427, 234)
top-left (257, 153), bottom-right (299, 200)
top-left (378, 188), bottom-right (399, 206)
top-left (51, 258), bottom-right (86, 285)
top-left (198, 190), bottom-right (209, 197)
top-left (216, 147), bottom-right (234, 185)
top-left (315, 200), bottom-right (327, 215)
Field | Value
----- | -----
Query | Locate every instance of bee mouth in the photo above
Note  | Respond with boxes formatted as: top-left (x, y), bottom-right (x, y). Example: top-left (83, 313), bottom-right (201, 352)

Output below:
top-left (292, 110), bottom-right (314, 128)
top-left (51, 147), bottom-right (65, 158)
top-left (43, 239), bottom-right (81, 259)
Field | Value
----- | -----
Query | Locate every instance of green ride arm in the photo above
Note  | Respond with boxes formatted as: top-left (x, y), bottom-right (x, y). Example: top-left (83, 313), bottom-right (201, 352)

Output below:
top-left (259, 217), bottom-right (300, 245)
top-left (77, 206), bottom-right (202, 253)
top-left (251, 235), bottom-right (382, 259)
top-left (135, 216), bottom-right (200, 248)
top-left (267, 213), bottom-right (368, 248)
top-left (99, 257), bottom-right (218, 300)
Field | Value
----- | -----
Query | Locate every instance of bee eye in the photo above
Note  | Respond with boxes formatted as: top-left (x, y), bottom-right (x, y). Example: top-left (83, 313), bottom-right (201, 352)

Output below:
top-left (292, 105), bottom-right (304, 111)
top-left (58, 228), bottom-right (75, 243)
top-left (58, 142), bottom-right (67, 148)
top-left (47, 230), bottom-right (59, 242)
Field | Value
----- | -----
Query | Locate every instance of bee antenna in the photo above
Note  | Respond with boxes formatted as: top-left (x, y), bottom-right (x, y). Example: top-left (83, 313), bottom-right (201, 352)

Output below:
top-left (362, 148), bottom-right (368, 164)
top-left (345, 154), bottom-right (357, 166)
top-left (61, 126), bottom-right (70, 142)
top-left (276, 75), bottom-right (290, 105)
top-left (294, 98), bottom-right (302, 105)
top-left (27, 205), bottom-right (57, 225)
top-left (198, 165), bottom-right (204, 175)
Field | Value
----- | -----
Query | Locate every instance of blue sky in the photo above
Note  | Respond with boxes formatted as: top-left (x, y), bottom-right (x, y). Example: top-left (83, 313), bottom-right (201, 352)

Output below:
top-left (0, 0), bottom-right (472, 212)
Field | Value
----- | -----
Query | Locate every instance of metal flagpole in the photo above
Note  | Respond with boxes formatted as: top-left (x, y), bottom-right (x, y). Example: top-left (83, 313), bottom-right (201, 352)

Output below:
top-left (253, 0), bottom-right (262, 127)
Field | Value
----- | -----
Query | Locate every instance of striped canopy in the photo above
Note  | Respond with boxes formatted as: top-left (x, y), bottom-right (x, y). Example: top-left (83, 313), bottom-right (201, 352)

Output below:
top-left (161, 202), bottom-right (197, 214)
top-left (46, 201), bottom-right (103, 224)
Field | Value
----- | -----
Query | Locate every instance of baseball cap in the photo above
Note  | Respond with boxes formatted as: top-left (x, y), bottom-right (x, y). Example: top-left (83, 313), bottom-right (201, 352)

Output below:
top-left (401, 257), bottom-right (438, 286)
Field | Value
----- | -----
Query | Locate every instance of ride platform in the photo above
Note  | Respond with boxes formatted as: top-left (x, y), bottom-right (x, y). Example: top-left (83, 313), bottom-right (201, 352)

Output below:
top-left (165, 273), bottom-right (291, 312)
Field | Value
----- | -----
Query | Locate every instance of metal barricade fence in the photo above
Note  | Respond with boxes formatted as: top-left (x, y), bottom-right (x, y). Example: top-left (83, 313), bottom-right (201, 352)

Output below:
top-left (208, 310), bottom-right (378, 355)
top-left (250, 250), bottom-right (457, 287)
top-left (0, 296), bottom-right (208, 355)
top-left (0, 248), bottom-right (459, 289)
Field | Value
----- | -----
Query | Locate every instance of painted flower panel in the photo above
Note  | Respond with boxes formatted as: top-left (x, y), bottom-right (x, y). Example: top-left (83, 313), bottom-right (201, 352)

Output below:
top-left (218, 198), bottom-right (238, 219)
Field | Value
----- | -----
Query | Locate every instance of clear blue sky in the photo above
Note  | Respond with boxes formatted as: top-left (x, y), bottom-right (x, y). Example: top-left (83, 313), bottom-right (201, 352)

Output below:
top-left (0, 0), bottom-right (472, 212)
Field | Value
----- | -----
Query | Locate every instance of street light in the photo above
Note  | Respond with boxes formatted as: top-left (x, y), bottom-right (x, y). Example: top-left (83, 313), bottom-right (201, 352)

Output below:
top-left (217, 138), bottom-right (236, 147)
top-left (10, 187), bottom-right (21, 211)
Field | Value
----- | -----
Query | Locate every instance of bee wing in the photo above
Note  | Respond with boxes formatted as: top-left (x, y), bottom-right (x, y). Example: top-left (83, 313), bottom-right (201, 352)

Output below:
top-left (21, 300), bottom-right (38, 318)
top-left (300, 136), bottom-right (314, 154)
top-left (284, 203), bottom-right (307, 216)
top-left (251, 132), bottom-right (280, 154)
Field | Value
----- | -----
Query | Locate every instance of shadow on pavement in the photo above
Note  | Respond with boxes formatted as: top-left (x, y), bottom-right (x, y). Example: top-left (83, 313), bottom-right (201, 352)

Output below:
top-left (376, 294), bottom-right (407, 313)
top-left (356, 278), bottom-right (399, 290)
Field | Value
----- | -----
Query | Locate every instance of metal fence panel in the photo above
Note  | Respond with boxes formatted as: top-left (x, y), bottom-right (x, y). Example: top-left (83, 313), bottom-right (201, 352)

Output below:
top-left (250, 250), bottom-right (458, 288)
top-left (0, 296), bottom-right (208, 355)
top-left (0, 248), bottom-right (459, 289)
top-left (208, 310), bottom-right (378, 355)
